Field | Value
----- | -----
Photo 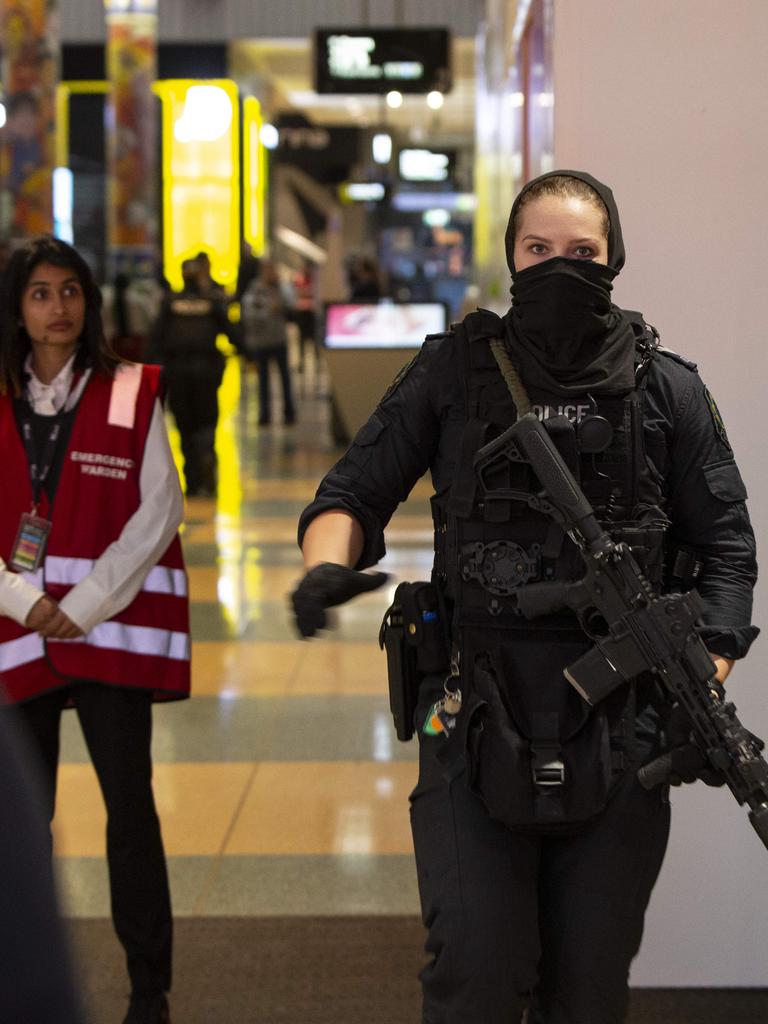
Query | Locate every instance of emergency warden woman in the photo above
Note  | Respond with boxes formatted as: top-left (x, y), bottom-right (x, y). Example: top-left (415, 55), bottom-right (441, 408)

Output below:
top-left (0, 237), bottom-right (190, 1024)
top-left (292, 171), bottom-right (759, 1024)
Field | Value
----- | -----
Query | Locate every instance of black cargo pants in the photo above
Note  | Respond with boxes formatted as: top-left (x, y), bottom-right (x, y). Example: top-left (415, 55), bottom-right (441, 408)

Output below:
top-left (409, 698), bottom-right (670, 1024)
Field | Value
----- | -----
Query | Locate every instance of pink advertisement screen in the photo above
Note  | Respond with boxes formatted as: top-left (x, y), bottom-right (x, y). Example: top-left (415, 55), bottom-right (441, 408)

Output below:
top-left (324, 302), bottom-right (447, 349)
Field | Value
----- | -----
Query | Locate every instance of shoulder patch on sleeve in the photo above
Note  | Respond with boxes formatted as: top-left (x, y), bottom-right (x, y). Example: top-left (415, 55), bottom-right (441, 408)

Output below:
top-left (381, 352), bottom-right (420, 402)
top-left (703, 385), bottom-right (732, 450)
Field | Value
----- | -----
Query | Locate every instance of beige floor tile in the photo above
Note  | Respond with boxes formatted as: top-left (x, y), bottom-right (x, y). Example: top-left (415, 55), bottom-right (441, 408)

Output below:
top-left (182, 517), bottom-right (307, 546)
top-left (191, 641), bottom-right (304, 696)
top-left (226, 761), bottom-right (417, 855)
top-left (240, 479), bottom-right (324, 501)
top-left (291, 642), bottom-right (388, 695)
top-left (191, 641), bottom-right (389, 697)
top-left (53, 762), bottom-right (254, 858)
top-left (188, 565), bottom-right (304, 604)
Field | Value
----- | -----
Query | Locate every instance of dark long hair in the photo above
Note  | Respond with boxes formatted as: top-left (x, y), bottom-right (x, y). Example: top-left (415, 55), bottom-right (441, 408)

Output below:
top-left (0, 236), bottom-right (122, 397)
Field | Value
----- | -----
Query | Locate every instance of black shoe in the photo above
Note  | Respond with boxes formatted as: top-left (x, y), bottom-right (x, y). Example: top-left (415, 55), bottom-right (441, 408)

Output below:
top-left (258, 416), bottom-right (270, 426)
top-left (123, 992), bottom-right (170, 1024)
top-left (284, 412), bottom-right (296, 425)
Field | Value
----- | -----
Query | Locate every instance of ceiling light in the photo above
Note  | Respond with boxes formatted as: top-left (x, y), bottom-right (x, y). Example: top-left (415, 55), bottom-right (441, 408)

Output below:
top-left (426, 91), bottom-right (444, 110)
top-left (259, 123), bottom-right (279, 149)
top-left (386, 90), bottom-right (403, 109)
top-left (372, 132), bottom-right (392, 164)
top-left (423, 208), bottom-right (450, 227)
top-left (173, 85), bottom-right (233, 143)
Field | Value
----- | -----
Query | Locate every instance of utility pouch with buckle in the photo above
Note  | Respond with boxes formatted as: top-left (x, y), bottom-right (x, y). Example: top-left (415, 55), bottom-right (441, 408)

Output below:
top-left (463, 645), bottom-right (633, 834)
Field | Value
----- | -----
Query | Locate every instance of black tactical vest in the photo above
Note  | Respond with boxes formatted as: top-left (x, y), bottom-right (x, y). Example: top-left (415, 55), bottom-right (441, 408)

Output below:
top-left (430, 309), bottom-right (668, 831)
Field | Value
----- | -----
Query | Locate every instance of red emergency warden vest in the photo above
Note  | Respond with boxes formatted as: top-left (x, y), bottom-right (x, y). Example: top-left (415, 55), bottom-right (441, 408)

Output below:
top-left (0, 362), bottom-right (191, 703)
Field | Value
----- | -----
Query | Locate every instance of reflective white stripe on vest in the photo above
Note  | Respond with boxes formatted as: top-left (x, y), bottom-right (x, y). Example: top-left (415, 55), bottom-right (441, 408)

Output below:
top-left (86, 621), bottom-right (190, 660)
top-left (0, 632), bottom-right (44, 671)
top-left (44, 556), bottom-right (187, 596)
top-left (0, 623), bottom-right (189, 672)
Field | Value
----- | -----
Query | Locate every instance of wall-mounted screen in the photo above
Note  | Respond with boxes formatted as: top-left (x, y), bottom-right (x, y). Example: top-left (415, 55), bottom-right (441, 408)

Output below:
top-left (324, 301), bottom-right (447, 349)
top-left (398, 148), bottom-right (454, 182)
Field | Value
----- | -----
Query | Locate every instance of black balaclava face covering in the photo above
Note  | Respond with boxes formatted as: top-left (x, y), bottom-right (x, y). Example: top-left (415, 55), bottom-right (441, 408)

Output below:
top-left (502, 169), bottom-right (636, 396)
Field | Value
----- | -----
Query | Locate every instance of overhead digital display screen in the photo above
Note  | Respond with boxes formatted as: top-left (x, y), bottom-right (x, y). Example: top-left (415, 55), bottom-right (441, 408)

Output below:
top-left (399, 148), bottom-right (453, 182)
top-left (324, 302), bottom-right (447, 349)
top-left (314, 28), bottom-right (451, 95)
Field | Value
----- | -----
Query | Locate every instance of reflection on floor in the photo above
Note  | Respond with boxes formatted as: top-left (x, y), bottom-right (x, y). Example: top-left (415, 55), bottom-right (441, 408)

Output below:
top-left (53, 350), bottom-right (432, 919)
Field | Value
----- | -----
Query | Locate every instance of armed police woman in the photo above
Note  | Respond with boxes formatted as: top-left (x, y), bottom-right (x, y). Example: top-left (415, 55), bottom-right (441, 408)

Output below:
top-left (291, 171), bottom-right (758, 1024)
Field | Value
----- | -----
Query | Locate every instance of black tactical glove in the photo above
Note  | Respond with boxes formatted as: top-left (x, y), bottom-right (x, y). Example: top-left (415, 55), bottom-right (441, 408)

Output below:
top-left (663, 703), bottom-right (726, 788)
top-left (291, 562), bottom-right (389, 638)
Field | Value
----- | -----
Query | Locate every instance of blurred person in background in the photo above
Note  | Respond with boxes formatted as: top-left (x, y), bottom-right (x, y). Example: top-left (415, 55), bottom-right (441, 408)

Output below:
top-left (151, 256), bottom-right (235, 496)
top-left (102, 271), bottom-right (163, 363)
top-left (240, 258), bottom-right (297, 426)
top-left (235, 240), bottom-right (261, 302)
top-left (290, 258), bottom-right (319, 375)
top-left (0, 236), bottom-right (190, 1024)
top-left (194, 250), bottom-right (224, 295)
top-left (348, 255), bottom-right (383, 300)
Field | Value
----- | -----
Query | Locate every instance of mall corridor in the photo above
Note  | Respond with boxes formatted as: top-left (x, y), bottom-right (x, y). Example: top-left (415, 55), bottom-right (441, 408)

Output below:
top-left (2, 2), bottom-right (766, 1020)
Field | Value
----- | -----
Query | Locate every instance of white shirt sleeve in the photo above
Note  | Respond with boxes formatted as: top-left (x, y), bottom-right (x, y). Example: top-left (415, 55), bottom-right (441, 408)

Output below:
top-left (0, 560), bottom-right (47, 626)
top-left (58, 399), bottom-right (185, 634)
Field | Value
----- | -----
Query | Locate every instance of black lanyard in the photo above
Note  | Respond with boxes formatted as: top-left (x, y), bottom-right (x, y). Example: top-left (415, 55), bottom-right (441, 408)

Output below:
top-left (19, 413), bottom-right (67, 508)
top-left (19, 372), bottom-right (81, 507)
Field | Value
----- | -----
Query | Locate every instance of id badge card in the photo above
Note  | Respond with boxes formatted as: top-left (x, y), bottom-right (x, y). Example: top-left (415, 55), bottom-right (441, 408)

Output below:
top-left (9, 512), bottom-right (52, 573)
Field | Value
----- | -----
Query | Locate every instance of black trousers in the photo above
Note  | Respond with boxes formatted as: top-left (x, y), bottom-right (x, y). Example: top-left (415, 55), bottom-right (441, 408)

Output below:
top-left (410, 728), bottom-right (670, 1024)
top-left (167, 373), bottom-right (220, 491)
top-left (253, 345), bottom-right (296, 422)
top-left (15, 683), bottom-right (172, 996)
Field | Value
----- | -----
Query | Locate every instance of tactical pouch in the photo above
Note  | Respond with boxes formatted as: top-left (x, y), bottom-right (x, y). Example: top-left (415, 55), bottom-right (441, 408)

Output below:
top-left (463, 645), bottom-right (634, 833)
top-left (379, 581), bottom-right (450, 741)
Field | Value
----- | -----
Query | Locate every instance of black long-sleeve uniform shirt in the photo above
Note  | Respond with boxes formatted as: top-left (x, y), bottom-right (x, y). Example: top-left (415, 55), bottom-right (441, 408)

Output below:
top-left (150, 286), bottom-right (233, 379)
top-left (299, 323), bottom-right (758, 660)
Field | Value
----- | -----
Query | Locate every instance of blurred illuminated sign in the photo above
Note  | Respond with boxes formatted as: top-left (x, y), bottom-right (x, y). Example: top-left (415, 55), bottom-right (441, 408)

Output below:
top-left (399, 148), bottom-right (453, 182)
top-left (243, 96), bottom-right (267, 256)
top-left (104, 0), bottom-right (158, 12)
top-left (338, 182), bottom-right (386, 202)
top-left (314, 28), bottom-right (451, 94)
top-left (155, 79), bottom-right (240, 292)
top-left (391, 191), bottom-right (476, 213)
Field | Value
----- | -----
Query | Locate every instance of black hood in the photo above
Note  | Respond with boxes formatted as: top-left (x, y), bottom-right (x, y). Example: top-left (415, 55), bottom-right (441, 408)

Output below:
top-left (504, 169), bottom-right (626, 275)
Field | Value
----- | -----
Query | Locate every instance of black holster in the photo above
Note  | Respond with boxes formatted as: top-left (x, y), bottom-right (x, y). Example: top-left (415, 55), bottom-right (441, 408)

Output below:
top-left (379, 581), bottom-right (451, 741)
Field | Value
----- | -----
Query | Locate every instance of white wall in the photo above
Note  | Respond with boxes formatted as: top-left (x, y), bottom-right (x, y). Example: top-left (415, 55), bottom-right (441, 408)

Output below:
top-left (553, 0), bottom-right (768, 986)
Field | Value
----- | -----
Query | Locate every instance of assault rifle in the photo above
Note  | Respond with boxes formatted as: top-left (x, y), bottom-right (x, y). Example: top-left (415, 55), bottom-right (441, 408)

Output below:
top-left (473, 412), bottom-right (768, 851)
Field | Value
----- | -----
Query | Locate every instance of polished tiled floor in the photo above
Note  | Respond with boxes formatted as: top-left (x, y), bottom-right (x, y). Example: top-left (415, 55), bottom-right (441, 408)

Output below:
top-left (53, 347), bottom-right (432, 919)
